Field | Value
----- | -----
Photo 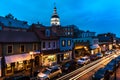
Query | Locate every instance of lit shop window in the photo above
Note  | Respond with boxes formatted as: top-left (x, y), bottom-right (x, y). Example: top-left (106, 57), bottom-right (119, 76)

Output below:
top-left (17, 61), bottom-right (24, 70)
top-left (6, 64), bottom-right (12, 74)
top-left (64, 53), bottom-right (70, 60)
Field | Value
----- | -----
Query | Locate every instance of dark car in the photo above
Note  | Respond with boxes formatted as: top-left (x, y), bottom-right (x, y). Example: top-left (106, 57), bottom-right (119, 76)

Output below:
top-left (90, 55), bottom-right (98, 61)
top-left (61, 60), bottom-right (77, 73)
top-left (104, 62), bottom-right (116, 74)
top-left (92, 68), bottom-right (106, 80)
top-left (34, 70), bottom-right (40, 77)
top-left (96, 53), bottom-right (103, 58)
top-left (110, 59), bottom-right (119, 68)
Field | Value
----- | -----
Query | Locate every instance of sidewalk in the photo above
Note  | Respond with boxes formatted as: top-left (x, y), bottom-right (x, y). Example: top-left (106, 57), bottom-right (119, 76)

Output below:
top-left (116, 66), bottom-right (120, 80)
top-left (0, 66), bottom-right (46, 80)
top-left (110, 66), bottom-right (120, 80)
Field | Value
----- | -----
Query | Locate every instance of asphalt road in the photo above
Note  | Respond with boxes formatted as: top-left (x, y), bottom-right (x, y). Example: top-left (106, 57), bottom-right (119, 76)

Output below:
top-left (77, 59), bottom-right (111, 80)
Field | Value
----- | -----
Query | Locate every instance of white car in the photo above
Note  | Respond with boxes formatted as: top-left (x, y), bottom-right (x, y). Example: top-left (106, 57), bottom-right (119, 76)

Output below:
top-left (77, 56), bottom-right (90, 65)
top-left (37, 65), bottom-right (62, 80)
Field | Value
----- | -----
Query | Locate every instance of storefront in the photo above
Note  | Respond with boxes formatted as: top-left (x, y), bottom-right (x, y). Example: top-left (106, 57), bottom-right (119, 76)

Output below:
top-left (63, 51), bottom-right (72, 60)
top-left (57, 51), bottom-right (72, 62)
top-left (5, 53), bottom-right (34, 75)
top-left (42, 55), bottom-right (57, 66)
top-left (90, 44), bottom-right (100, 54)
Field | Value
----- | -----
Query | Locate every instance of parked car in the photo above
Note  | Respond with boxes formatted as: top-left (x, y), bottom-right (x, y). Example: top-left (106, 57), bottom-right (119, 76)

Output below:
top-left (92, 68), bottom-right (108, 80)
top-left (96, 53), bottom-right (103, 58)
top-left (37, 65), bottom-right (62, 80)
top-left (77, 56), bottom-right (90, 66)
top-left (109, 59), bottom-right (119, 68)
top-left (61, 60), bottom-right (77, 73)
top-left (104, 62), bottom-right (116, 74)
top-left (90, 54), bottom-right (98, 61)
top-left (34, 70), bottom-right (40, 77)
top-left (105, 51), bottom-right (111, 55)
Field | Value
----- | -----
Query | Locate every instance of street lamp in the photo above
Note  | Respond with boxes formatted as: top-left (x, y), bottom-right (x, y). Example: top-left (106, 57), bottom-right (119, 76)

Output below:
top-left (29, 51), bottom-right (33, 77)
top-left (114, 54), bottom-right (117, 80)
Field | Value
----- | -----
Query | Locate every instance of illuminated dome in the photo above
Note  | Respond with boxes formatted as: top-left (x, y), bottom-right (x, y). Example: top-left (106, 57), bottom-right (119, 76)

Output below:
top-left (51, 6), bottom-right (60, 26)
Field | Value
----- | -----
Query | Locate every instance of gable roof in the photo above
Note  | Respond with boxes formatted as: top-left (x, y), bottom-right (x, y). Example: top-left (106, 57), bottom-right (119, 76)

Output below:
top-left (31, 25), bottom-right (59, 40)
top-left (0, 31), bottom-right (39, 42)
top-left (0, 16), bottom-right (29, 29)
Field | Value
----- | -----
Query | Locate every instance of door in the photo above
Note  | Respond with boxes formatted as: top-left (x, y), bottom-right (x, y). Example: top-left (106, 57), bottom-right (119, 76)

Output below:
top-left (35, 56), bottom-right (39, 67)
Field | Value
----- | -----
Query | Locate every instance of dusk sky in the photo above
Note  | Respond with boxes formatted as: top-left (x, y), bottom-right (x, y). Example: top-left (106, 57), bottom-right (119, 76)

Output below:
top-left (0, 0), bottom-right (120, 37)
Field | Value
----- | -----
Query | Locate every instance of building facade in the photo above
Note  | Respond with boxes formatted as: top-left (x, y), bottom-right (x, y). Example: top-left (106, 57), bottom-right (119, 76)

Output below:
top-left (0, 31), bottom-right (39, 77)
top-left (97, 33), bottom-right (116, 52)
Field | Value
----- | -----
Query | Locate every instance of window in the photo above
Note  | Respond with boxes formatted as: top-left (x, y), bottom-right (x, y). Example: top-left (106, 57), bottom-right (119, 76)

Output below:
top-left (6, 63), bottom-right (12, 74)
top-left (62, 40), bottom-right (66, 47)
top-left (48, 42), bottom-right (51, 48)
top-left (20, 45), bottom-right (25, 53)
top-left (68, 32), bottom-right (70, 35)
top-left (43, 42), bottom-right (45, 48)
top-left (53, 42), bottom-right (55, 48)
top-left (33, 44), bottom-right (37, 50)
top-left (7, 45), bottom-right (12, 54)
top-left (46, 29), bottom-right (50, 37)
top-left (68, 40), bottom-right (71, 46)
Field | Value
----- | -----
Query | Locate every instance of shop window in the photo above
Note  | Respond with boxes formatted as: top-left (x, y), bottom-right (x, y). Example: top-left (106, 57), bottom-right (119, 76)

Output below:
top-left (17, 61), bottom-right (24, 70)
top-left (62, 40), bottom-right (66, 47)
top-left (68, 40), bottom-right (71, 46)
top-left (43, 42), bottom-right (46, 48)
top-left (7, 45), bottom-right (13, 54)
top-left (27, 60), bottom-right (31, 69)
top-left (6, 64), bottom-right (12, 74)
top-left (64, 53), bottom-right (70, 60)
top-left (43, 55), bottom-right (56, 66)
top-left (20, 45), bottom-right (25, 53)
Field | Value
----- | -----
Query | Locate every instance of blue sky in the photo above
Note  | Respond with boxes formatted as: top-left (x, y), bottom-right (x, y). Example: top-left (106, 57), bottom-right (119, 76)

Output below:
top-left (0, 0), bottom-right (120, 37)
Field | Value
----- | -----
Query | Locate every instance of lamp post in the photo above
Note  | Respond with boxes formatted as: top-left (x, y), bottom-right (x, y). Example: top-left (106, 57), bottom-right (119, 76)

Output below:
top-left (29, 51), bottom-right (33, 77)
top-left (114, 54), bottom-right (117, 80)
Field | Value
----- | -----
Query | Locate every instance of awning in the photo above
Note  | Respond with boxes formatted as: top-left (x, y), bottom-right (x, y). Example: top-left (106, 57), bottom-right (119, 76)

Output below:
top-left (90, 44), bottom-right (100, 49)
top-left (33, 50), bottom-right (41, 54)
top-left (5, 53), bottom-right (34, 64)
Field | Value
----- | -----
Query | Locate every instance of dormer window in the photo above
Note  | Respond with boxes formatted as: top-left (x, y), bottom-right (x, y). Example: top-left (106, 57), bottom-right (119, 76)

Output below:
top-left (46, 29), bottom-right (50, 37)
top-left (9, 21), bottom-right (12, 25)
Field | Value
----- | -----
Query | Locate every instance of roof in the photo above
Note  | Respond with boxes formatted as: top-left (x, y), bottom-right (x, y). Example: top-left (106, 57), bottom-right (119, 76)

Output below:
top-left (51, 15), bottom-right (59, 18)
top-left (0, 31), bottom-right (39, 42)
top-left (32, 26), bottom-right (59, 40)
top-left (0, 16), bottom-right (29, 29)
